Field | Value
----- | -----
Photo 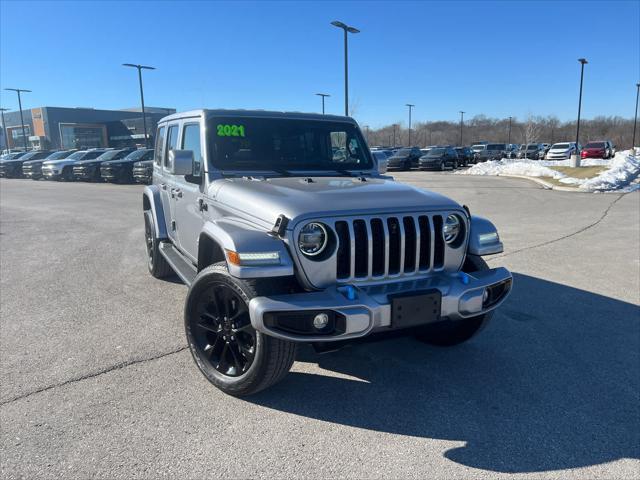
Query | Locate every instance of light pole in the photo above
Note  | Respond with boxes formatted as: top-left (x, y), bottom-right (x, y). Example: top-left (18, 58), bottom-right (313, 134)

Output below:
top-left (459, 111), bottom-right (465, 146)
top-left (406, 104), bottom-right (414, 146)
top-left (4, 88), bottom-right (31, 151)
top-left (0, 108), bottom-right (9, 153)
top-left (632, 83), bottom-right (640, 150)
top-left (315, 93), bottom-right (330, 114)
top-left (508, 116), bottom-right (512, 144)
top-left (393, 124), bottom-right (397, 147)
top-left (363, 125), bottom-right (370, 144)
top-left (331, 21), bottom-right (360, 116)
top-left (123, 63), bottom-right (155, 148)
top-left (573, 58), bottom-right (588, 166)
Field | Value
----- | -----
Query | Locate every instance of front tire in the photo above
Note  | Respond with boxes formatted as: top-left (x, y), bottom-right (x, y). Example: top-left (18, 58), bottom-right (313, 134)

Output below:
top-left (414, 255), bottom-right (493, 346)
top-left (143, 210), bottom-right (173, 278)
top-left (184, 263), bottom-right (297, 396)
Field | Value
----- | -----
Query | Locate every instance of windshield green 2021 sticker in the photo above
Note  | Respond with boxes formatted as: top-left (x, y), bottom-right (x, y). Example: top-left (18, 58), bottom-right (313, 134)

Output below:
top-left (216, 124), bottom-right (245, 137)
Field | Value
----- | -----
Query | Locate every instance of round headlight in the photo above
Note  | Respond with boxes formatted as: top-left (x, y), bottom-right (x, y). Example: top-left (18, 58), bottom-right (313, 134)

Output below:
top-left (298, 222), bottom-right (328, 257)
top-left (443, 214), bottom-right (462, 244)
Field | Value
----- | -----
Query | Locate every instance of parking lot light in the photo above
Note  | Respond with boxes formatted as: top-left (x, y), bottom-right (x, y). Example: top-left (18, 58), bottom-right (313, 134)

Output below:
top-left (508, 116), bottom-right (512, 145)
top-left (122, 63), bottom-right (155, 148)
top-left (331, 21), bottom-right (360, 116)
top-left (406, 104), bottom-right (414, 145)
top-left (459, 111), bottom-right (465, 146)
top-left (633, 83), bottom-right (640, 150)
top-left (315, 93), bottom-right (330, 114)
top-left (4, 88), bottom-right (31, 151)
top-left (573, 58), bottom-right (588, 167)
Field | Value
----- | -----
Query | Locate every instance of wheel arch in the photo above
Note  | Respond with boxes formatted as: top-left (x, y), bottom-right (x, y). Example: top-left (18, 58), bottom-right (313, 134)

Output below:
top-left (142, 185), bottom-right (168, 240)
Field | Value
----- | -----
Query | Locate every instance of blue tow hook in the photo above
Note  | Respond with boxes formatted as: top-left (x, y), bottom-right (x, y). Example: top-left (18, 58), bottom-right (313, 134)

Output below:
top-left (458, 272), bottom-right (470, 285)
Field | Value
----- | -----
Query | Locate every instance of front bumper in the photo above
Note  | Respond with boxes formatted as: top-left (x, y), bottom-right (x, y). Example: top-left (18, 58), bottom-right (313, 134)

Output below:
top-left (0, 164), bottom-right (22, 177)
top-left (73, 166), bottom-right (99, 180)
top-left (100, 165), bottom-right (127, 180)
top-left (249, 267), bottom-right (512, 342)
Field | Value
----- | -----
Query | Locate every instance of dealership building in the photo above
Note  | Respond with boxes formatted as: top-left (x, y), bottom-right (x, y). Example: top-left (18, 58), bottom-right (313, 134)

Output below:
top-left (0, 106), bottom-right (175, 151)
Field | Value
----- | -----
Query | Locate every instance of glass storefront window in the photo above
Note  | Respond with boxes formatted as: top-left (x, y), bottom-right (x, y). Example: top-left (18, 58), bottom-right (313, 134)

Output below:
top-left (60, 124), bottom-right (106, 149)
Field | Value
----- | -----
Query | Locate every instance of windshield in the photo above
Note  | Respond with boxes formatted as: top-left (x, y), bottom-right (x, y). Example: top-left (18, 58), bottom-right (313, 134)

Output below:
top-left (552, 143), bottom-right (571, 149)
top-left (585, 142), bottom-right (604, 148)
top-left (487, 144), bottom-right (506, 150)
top-left (527, 145), bottom-right (538, 150)
top-left (471, 145), bottom-right (485, 151)
top-left (46, 151), bottom-right (71, 160)
top-left (427, 148), bottom-right (445, 156)
top-left (394, 148), bottom-right (411, 156)
top-left (125, 149), bottom-right (152, 160)
top-left (207, 117), bottom-right (372, 172)
top-left (97, 150), bottom-right (125, 161)
top-left (67, 151), bottom-right (87, 160)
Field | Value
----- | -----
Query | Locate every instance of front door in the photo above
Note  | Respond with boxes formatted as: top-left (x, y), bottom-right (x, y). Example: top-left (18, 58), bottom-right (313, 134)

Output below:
top-left (160, 124), bottom-right (180, 242)
top-left (173, 121), bottom-right (205, 262)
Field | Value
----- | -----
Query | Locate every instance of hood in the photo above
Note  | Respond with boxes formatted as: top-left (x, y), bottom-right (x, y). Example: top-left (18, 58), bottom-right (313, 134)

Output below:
top-left (43, 158), bottom-right (77, 166)
top-left (101, 158), bottom-right (131, 166)
top-left (389, 154), bottom-right (409, 160)
top-left (74, 158), bottom-right (104, 166)
top-left (212, 176), bottom-right (460, 227)
top-left (549, 147), bottom-right (572, 153)
top-left (133, 160), bottom-right (153, 167)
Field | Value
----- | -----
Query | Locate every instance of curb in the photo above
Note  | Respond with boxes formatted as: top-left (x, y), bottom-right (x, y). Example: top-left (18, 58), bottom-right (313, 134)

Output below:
top-left (497, 174), bottom-right (582, 192)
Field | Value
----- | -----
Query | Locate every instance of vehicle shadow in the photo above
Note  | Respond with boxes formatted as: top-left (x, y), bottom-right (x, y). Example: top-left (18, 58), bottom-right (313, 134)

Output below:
top-left (250, 273), bottom-right (640, 473)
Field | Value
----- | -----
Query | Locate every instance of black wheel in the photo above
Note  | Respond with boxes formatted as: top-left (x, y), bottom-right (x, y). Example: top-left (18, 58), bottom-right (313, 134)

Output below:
top-left (143, 210), bottom-right (173, 278)
top-left (440, 161), bottom-right (446, 171)
top-left (414, 255), bottom-right (493, 346)
top-left (185, 262), bottom-right (297, 396)
top-left (453, 160), bottom-right (458, 170)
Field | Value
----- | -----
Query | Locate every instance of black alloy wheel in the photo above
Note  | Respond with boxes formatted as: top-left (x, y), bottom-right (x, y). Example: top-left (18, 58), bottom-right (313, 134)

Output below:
top-left (190, 283), bottom-right (256, 377)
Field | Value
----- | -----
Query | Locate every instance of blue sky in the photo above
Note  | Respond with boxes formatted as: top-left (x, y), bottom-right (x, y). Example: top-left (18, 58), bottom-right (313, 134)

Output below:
top-left (1, 0), bottom-right (638, 128)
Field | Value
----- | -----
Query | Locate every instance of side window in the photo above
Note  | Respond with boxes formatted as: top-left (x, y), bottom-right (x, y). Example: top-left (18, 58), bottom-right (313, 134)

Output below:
top-left (155, 126), bottom-right (165, 165)
top-left (164, 125), bottom-right (179, 169)
top-left (181, 123), bottom-right (202, 176)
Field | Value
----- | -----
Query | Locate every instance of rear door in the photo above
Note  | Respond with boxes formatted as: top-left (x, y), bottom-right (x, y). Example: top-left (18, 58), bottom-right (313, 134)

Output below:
top-left (173, 120), bottom-right (205, 262)
top-left (159, 123), bottom-right (180, 242)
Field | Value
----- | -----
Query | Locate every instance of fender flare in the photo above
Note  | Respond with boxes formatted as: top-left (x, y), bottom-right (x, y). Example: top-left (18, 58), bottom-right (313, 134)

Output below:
top-left (200, 219), bottom-right (294, 278)
top-left (142, 185), bottom-right (168, 240)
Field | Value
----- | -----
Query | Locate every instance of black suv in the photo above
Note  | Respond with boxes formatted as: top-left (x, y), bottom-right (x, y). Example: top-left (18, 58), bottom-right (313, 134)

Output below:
top-left (101, 148), bottom-right (154, 183)
top-left (23, 150), bottom-right (75, 179)
top-left (419, 146), bottom-right (459, 170)
top-left (454, 147), bottom-right (474, 166)
top-left (73, 148), bottom-right (135, 181)
top-left (386, 147), bottom-right (423, 171)
top-left (1, 151), bottom-right (49, 178)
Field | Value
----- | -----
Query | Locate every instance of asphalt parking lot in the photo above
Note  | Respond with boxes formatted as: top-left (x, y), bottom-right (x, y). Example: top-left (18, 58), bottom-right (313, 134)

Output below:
top-left (1, 174), bottom-right (639, 479)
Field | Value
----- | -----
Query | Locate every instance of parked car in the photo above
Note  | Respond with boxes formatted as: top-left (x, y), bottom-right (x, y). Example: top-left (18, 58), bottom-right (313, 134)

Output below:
top-left (476, 143), bottom-right (507, 162)
top-left (101, 148), bottom-right (154, 183)
top-left (42, 149), bottom-right (110, 180)
top-left (516, 143), bottom-right (546, 160)
top-left (133, 159), bottom-right (154, 184)
top-left (541, 143), bottom-right (552, 155)
top-left (545, 142), bottom-right (579, 160)
top-left (505, 144), bottom-right (520, 159)
top-left (580, 141), bottom-right (610, 159)
top-left (23, 150), bottom-right (76, 179)
top-left (73, 148), bottom-right (135, 181)
top-left (142, 109), bottom-right (511, 396)
top-left (0, 150), bottom-right (48, 178)
top-left (454, 147), bottom-right (474, 166)
top-left (386, 147), bottom-right (423, 170)
top-left (419, 146), bottom-right (459, 170)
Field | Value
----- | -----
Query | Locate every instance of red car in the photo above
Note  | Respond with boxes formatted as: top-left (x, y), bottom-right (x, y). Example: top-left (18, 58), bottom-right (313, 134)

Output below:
top-left (581, 141), bottom-right (610, 159)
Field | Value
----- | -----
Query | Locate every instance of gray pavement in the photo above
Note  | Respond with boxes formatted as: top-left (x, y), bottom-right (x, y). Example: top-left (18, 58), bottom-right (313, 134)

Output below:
top-left (1, 174), bottom-right (638, 479)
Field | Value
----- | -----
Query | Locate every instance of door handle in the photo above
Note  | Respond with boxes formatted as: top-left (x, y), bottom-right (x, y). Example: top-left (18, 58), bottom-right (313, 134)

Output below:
top-left (160, 183), bottom-right (167, 190)
top-left (198, 198), bottom-right (208, 212)
top-left (175, 189), bottom-right (183, 198)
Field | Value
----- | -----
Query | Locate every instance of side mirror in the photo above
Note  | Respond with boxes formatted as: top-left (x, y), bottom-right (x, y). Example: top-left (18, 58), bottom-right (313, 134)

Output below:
top-left (168, 149), bottom-right (194, 176)
top-left (377, 157), bottom-right (388, 174)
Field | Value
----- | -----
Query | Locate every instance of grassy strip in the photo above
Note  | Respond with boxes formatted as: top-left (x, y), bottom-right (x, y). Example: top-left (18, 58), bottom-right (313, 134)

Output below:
top-left (548, 166), bottom-right (606, 179)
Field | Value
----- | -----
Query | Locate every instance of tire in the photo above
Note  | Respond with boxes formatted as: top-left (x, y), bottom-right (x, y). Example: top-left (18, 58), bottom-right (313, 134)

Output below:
top-left (440, 161), bottom-right (446, 171)
top-left (184, 262), bottom-right (297, 396)
top-left (143, 210), bottom-right (173, 278)
top-left (453, 160), bottom-right (458, 170)
top-left (414, 255), bottom-right (493, 346)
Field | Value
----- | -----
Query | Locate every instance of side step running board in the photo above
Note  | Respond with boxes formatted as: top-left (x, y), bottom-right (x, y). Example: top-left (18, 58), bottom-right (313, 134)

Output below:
top-left (159, 242), bottom-right (198, 287)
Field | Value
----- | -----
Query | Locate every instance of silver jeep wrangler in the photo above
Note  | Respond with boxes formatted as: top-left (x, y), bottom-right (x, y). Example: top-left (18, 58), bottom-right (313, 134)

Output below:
top-left (143, 110), bottom-right (512, 396)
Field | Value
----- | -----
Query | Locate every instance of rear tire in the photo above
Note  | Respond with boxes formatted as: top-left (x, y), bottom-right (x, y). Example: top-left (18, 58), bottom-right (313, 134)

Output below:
top-left (184, 262), bottom-right (297, 396)
top-left (414, 255), bottom-right (493, 346)
top-left (144, 210), bottom-right (173, 278)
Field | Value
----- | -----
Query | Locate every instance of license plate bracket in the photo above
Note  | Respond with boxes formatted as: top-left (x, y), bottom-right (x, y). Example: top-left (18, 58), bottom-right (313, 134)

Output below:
top-left (390, 289), bottom-right (442, 329)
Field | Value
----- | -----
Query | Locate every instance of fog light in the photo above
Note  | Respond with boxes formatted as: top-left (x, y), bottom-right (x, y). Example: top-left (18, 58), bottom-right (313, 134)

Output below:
top-left (482, 289), bottom-right (490, 304)
top-left (313, 313), bottom-right (329, 330)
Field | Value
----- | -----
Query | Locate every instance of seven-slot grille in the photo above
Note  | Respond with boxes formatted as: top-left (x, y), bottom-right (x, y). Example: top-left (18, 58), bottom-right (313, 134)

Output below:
top-left (334, 214), bottom-right (447, 282)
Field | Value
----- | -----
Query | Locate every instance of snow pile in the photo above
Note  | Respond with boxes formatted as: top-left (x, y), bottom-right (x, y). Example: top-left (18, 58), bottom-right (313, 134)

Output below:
top-left (579, 150), bottom-right (640, 191)
top-left (459, 150), bottom-right (639, 192)
top-left (461, 158), bottom-right (566, 179)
